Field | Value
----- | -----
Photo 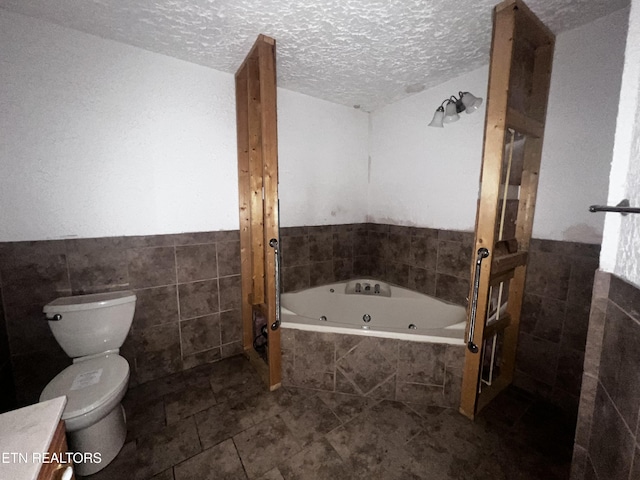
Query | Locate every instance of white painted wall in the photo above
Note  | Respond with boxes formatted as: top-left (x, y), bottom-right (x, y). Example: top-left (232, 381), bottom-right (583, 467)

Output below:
top-left (368, 67), bottom-right (487, 230)
top-left (538, 7), bottom-right (628, 243)
top-left (0, 10), bottom-right (237, 241)
top-left (0, 8), bottom-right (630, 245)
top-left (601, 0), bottom-right (640, 287)
top-left (0, 10), bottom-right (368, 241)
top-left (369, 8), bottom-right (628, 242)
top-left (278, 90), bottom-right (369, 227)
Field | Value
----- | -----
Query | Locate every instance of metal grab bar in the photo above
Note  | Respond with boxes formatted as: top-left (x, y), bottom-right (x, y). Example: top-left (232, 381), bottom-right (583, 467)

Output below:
top-left (269, 238), bottom-right (281, 331)
top-left (589, 199), bottom-right (640, 215)
top-left (468, 247), bottom-right (490, 354)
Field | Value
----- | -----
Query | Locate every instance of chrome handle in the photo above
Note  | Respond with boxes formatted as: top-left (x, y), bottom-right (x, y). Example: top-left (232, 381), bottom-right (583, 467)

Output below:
top-left (47, 314), bottom-right (62, 321)
top-left (269, 238), bottom-right (281, 331)
top-left (468, 247), bottom-right (490, 353)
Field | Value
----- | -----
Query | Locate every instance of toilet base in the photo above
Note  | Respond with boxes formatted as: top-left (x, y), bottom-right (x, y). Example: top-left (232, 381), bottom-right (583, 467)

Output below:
top-left (68, 404), bottom-right (127, 476)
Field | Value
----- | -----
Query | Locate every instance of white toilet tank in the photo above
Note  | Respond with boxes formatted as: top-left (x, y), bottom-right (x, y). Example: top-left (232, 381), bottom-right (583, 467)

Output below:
top-left (43, 291), bottom-right (136, 358)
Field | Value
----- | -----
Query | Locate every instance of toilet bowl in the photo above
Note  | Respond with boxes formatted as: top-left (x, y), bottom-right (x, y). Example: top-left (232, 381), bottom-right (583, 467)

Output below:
top-left (40, 291), bottom-right (136, 476)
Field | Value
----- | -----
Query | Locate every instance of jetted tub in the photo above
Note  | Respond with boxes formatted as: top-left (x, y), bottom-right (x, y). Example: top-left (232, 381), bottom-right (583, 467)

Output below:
top-left (281, 279), bottom-right (467, 345)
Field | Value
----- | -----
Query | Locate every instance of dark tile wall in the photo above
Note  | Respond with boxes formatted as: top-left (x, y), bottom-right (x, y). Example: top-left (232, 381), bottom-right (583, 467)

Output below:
top-left (571, 272), bottom-right (640, 480)
top-left (281, 223), bottom-right (473, 307)
top-left (0, 289), bottom-right (15, 413)
top-left (0, 222), bottom-right (599, 417)
top-left (514, 239), bottom-right (600, 416)
top-left (280, 224), bottom-right (370, 292)
top-left (0, 231), bottom-right (242, 407)
top-left (281, 328), bottom-right (465, 408)
top-left (366, 225), bottom-right (473, 306)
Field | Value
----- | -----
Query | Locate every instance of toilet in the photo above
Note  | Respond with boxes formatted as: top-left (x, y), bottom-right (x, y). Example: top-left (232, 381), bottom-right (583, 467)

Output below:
top-left (40, 291), bottom-right (136, 476)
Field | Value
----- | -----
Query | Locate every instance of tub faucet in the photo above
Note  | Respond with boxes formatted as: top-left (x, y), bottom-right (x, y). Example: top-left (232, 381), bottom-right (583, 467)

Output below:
top-left (364, 284), bottom-right (371, 292)
top-left (374, 284), bottom-right (380, 294)
top-left (355, 283), bottom-right (361, 293)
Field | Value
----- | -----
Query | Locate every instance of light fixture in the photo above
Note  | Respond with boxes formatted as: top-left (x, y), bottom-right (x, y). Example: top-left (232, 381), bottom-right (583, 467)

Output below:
top-left (428, 91), bottom-right (483, 128)
top-left (443, 99), bottom-right (460, 123)
top-left (428, 107), bottom-right (445, 128)
top-left (460, 91), bottom-right (483, 113)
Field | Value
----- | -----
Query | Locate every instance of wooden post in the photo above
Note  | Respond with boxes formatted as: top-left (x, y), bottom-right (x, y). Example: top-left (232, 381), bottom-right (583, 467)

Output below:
top-left (460, 3), bottom-right (516, 420)
top-left (235, 35), bottom-right (281, 390)
top-left (235, 66), bottom-right (253, 351)
top-left (460, 0), bottom-right (554, 419)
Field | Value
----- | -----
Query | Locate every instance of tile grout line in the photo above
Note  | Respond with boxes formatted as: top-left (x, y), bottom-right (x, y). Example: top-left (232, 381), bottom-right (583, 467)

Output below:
top-left (394, 339), bottom-right (400, 401)
top-left (332, 332), bottom-right (337, 393)
top-left (214, 241), bottom-right (222, 354)
top-left (609, 296), bottom-right (640, 329)
top-left (63, 239), bottom-right (73, 295)
top-left (173, 246), bottom-right (184, 366)
top-left (596, 376), bottom-right (637, 441)
top-left (231, 437), bottom-right (251, 480)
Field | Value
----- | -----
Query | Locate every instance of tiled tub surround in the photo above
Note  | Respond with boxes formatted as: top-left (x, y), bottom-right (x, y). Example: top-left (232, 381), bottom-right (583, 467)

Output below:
top-left (281, 329), bottom-right (465, 408)
top-left (280, 224), bottom-right (371, 292)
top-left (571, 272), bottom-right (640, 480)
top-left (367, 225), bottom-right (474, 306)
top-left (282, 224), bottom-right (599, 416)
top-left (280, 224), bottom-right (473, 307)
top-left (283, 225), bottom-right (598, 336)
top-left (0, 231), bottom-right (243, 406)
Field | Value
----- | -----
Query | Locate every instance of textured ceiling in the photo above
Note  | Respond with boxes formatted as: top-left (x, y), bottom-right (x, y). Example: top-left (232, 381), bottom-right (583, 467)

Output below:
top-left (0, 0), bottom-right (630, 111)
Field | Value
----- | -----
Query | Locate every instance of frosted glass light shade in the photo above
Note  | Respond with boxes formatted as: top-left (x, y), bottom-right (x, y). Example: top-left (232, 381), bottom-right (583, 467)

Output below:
top-left (443, 101), bottom-right (460, 123)
top-left (461, 91), bottom-right (483, 113)
top-left (428, 108), bottom-right (444, 128)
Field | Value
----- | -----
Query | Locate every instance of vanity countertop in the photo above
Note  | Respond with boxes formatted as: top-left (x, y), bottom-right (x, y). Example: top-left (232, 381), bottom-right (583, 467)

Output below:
top-left (0, 397), bottom-right (67, 480)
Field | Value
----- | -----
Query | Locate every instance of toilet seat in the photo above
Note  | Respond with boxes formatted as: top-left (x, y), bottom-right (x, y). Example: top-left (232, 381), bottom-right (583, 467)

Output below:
top-left (40, 354), bottom-right (129, 421)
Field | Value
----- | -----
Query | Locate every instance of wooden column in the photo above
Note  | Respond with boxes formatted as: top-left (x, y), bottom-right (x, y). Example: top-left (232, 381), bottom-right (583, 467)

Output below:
top-left (235, 35), bottom-right (281, 390)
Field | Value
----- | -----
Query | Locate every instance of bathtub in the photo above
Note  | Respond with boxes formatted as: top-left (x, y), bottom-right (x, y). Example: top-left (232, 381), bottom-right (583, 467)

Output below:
top-left (281, 279), bottom-right (467, 345)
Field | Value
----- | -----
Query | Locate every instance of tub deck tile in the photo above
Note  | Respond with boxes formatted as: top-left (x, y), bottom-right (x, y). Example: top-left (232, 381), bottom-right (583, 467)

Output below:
top-left (335, 336), bottom-right (398, 394)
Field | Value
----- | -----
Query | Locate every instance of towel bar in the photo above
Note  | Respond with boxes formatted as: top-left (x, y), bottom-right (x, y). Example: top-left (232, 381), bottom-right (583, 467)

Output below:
top-left (589, 199), bottom-right (640, 215)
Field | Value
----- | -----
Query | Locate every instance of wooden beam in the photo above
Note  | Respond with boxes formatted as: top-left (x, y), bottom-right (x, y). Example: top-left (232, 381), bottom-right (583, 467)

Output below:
top-left (258, 38), bottom-right (282, 390)
top-left (494, 0), bottom-right (516, 14)
top-left (460, 3), bottom-right (516, 421)
top-left (491, 251), bottom-right (528, 277)
top-left (247, 56), bottom-right (265, 305)
top-left (489, 270), bottom-right (515, 287)
top-left (528, 44), bottom-right (555, 131)
top-left (514, 0), bottom-right (555, 48)
top-left (234, 34), bottom-right (276, 76)
top-left (506, 107), bottom-right (544, 138)
top-left (484, 314), bottom-right (511, 339)
top-left (496, 0), bottom-right (554, 48)
top-left (501, 265), bottom-right (527, 384)
top-left (460, 0), bottom-right (554, 420)
top-left (235, 34), bottom-right (282, 390)
top-left (235, 64), bottom-right (253, 351)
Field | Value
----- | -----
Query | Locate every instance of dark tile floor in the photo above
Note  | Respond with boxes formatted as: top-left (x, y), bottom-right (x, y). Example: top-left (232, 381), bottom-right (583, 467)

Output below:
top-left (81, 355), bottom-right (575, 480)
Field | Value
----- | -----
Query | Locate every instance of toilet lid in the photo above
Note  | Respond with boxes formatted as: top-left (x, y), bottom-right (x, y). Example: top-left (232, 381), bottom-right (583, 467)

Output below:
top-left (40, 355), bottom-right (129, 420)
